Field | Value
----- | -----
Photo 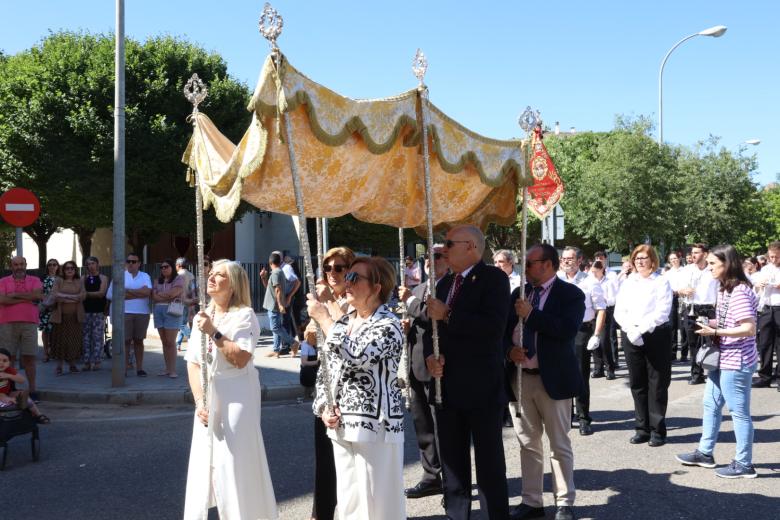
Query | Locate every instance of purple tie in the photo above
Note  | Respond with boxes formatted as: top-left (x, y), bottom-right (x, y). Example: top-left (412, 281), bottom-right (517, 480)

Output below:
top-left (447, 274), bottom-right (464, 306)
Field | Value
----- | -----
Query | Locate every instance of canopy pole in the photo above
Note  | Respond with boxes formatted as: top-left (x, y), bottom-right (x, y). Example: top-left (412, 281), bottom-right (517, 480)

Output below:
top-left (413, 49), bottom-right (442, 407)
top-left (397, 227), bottom-right (411, 410)
top-left (184, 74), bottom-right (210, 410)
top-left (316, 217), bottom-right (324, 280)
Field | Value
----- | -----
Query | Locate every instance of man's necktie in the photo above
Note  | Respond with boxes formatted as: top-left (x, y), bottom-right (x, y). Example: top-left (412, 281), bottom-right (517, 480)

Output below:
top-left (522, 286), bottom-right (543, 359)
top-left (446, 274), bottom-right (464, 306)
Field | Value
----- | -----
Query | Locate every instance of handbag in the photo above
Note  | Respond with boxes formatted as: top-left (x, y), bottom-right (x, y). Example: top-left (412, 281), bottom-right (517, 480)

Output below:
top-left (696, 291), bottom-right (730, 371)
top-left (166, 298), bottom-right (184, 317)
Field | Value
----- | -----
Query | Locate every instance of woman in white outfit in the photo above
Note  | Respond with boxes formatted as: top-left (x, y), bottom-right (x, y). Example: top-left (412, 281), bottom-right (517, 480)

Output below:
top-left (308, 256), bottom-right (405, 520)
top-left (184, 260), bottom-right (278, 520)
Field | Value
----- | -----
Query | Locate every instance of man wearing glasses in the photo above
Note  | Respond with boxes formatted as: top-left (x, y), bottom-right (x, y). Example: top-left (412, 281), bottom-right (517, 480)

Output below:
top-left (398, 244), bottom-right (448, 500)
top-left (0, 256), bottom-right (43, 401)
top-left (425, 225), bottom-right (511, 520)
top-left (557, 246), bottom-right (606, 436)
top-left (506, 244), bottom-right (585, 520)
top-left (106, 253), bottom-right (153, 376)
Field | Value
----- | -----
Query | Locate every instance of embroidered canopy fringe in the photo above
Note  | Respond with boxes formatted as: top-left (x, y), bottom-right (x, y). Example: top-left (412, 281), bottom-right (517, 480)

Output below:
top-left (182, 53), bottom-right (530, 230)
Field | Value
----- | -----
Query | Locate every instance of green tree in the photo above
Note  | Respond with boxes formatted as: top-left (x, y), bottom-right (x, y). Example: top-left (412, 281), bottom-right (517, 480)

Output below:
top-left (676, 136), bottom-right (759, 248)
top-left (0, 32), bottom-right (251, 264)
top-left (736, 184), bottom-right (780, 255)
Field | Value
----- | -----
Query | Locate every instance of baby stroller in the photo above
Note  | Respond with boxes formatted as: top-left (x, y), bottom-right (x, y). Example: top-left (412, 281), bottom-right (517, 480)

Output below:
top-left (0, 405), bottom-right (40, 470)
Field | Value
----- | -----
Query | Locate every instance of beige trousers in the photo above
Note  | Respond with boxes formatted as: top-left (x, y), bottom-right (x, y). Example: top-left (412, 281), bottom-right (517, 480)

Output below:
top-left (509, 373), bottom-right (576, 507)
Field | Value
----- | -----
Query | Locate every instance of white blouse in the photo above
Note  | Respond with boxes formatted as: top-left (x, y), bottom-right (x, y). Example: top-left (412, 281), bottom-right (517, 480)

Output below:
top-left (614, 272), bottom-right (672, 345)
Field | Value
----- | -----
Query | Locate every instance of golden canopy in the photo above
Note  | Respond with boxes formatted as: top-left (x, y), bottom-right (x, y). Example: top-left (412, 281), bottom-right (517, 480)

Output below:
top-left (182, 53), bottom-right (530, 230)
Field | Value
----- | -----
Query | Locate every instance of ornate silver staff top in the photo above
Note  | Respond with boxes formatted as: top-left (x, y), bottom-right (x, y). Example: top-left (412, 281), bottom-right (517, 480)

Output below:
top-left (184, 73), bottom-right (208, 114)
top-left (518, 106), bottom-right (541, 136)
top-left (412, 48), bottom-right (428, 88)
top-left (259, 2), bottom-right (284, 51)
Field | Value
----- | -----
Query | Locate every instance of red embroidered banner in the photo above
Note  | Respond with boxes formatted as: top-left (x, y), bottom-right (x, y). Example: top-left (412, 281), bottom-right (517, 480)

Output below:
top-left (526, 127), bottom-right (564, 219)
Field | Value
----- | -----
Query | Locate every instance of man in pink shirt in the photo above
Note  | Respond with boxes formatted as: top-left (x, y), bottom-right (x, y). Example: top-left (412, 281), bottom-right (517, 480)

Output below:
top-left (0, 256), bottom-right (43, 400)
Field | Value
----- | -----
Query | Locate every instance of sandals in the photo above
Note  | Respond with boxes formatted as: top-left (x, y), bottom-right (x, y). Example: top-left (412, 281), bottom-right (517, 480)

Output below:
top-left (136, 370), bottom-right (147, 377)
top-left (35, 414), bottom-right (51, 425)
top-left (69, 366), bottom-right (80, 374)
top-left (168, 373), bottom-right (178, 379)
top-left (55, 367), bottom-right (63, 376)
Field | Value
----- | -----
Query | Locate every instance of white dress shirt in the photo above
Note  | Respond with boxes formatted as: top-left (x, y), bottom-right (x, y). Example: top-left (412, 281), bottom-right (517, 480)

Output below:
top-left (593, 273), bottom-right (618, 307)
top-left (758, 264), bottom-right (780, 307)
top-left (614, 272), bottom-right (672, 346)
top-left (681, 264), bottom-right (718, 305)
top-left (558, 270), bottom-right (605, 322)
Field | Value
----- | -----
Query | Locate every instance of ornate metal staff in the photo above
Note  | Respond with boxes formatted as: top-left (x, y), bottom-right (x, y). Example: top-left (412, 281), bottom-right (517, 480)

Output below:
top-left (184, 73), bottom-right (210, 409)
top-left (260, 3), bottom-right (336, 410)
top-left (413, 48), bottom-right (442, 407)
top-left (397, 227), bottom-right (411, 410)
top-left (316, 217), bottom-right (324, 282)
top-left (513, 106), bottom-right (538, 417)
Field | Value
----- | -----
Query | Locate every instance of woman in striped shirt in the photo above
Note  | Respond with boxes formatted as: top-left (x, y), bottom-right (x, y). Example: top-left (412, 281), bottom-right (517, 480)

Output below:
top-left (675, 244), bottom-right (759, 479)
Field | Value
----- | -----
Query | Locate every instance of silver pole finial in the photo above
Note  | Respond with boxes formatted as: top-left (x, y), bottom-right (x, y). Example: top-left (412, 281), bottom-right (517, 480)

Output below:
top-left (518, 106), bottom-right (541, 135)
top-left (412, 48), bottom-right (428, 88)
top-left (259, 2), bottom-right (284, 52)
top-left (184, 73), bottom-right (208, 113)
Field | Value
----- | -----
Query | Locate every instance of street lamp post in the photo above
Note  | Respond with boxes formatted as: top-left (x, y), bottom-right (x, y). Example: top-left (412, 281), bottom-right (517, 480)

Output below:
top-left (658, 25), bottom-right (727, 144)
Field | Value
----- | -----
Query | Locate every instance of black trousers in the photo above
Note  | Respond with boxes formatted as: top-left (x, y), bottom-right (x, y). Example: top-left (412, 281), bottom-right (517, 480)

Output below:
top-left (608, 306), bottom-right (621, 367)
top-left (622, 324), bottom-right (672, 436)
top-left (409, 369), bottom-right (441, 485)
top-left (436, 401), bottom-right (509, 520)
top-left (686, 304), bottom-right (714, 380)
top-left (676, 299), bottom-right (690, 358)
top-left (593, 307), bottom-right (616, 372)
top-left (311, 416), bottom-right (337, 520)
top-left (757, 306), bottom-right (780, 383)
top-left (574, 320), bottom-right (594, 423)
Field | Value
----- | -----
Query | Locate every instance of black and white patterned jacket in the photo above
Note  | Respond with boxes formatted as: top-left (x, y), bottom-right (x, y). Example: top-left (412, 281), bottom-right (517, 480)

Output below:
top-left (313, 304), bottom-right (405, 443)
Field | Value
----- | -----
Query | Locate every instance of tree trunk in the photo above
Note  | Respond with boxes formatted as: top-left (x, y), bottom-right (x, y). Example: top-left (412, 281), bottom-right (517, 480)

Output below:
top-left (25, 218), bottom-right (58, 270)
top-left (74, 226), bottom-right (95, 260)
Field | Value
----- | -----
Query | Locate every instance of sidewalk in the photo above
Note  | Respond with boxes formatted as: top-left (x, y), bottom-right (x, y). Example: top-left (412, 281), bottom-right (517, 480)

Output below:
top-left (34, 331), bottom-right (304, 405)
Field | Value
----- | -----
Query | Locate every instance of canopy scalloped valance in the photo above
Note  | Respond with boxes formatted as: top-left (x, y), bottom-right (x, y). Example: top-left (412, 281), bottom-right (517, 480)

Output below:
top-left (182, 53), bottom-right (529, 230)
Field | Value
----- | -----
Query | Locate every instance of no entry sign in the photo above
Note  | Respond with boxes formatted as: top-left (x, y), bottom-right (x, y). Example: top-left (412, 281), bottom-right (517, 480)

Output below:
top-left (0, 188), bottom-right (41, 227)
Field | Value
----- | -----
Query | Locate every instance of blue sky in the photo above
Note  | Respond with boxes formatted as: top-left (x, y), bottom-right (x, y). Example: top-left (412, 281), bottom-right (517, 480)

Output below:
top-left (2, 1), bottom-right (778, 186)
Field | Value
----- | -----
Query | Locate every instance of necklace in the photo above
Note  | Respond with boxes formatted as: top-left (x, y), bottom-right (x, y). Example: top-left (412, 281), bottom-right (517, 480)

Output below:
top-left (206, 307), bottom-right (227, 364)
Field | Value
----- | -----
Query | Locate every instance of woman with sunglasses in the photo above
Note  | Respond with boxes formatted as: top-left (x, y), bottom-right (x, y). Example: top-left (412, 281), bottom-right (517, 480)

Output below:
top-left (308, 256), bottom-right (405, 520)
top-left (305, 246), bottom-right (354, 520)
top-left (49, 261), bottom-right (86, 375)
top-left (152, 258), bottom-right (185, 378)
top-left (38, 258), bottom-right (61, 362)
top-left (614, 245), bottom-right (673, 447)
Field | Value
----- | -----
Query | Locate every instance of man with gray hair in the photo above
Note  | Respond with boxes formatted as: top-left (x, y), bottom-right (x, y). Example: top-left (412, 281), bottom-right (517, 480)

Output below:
top-left (0, 256), bottom-right (43, 401)
top-left (494, 249), bottom-right (522, 293)
top-left (426, 224), bottom-right (511, 519)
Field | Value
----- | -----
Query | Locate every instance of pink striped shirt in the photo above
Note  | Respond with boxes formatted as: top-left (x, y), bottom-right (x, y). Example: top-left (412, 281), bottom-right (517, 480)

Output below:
top-left (717, 283), bottom-right (758, 370)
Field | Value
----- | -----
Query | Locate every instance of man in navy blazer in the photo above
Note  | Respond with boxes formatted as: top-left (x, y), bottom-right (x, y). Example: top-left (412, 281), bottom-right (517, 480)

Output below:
top-left (505, 244), bottom-right (585, 520)
top-left (425, 225), bottom-right (510, 520)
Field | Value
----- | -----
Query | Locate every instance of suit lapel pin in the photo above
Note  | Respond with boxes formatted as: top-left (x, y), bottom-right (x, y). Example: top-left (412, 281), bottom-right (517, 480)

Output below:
top-left (471, 275), bottom-right (476, 282)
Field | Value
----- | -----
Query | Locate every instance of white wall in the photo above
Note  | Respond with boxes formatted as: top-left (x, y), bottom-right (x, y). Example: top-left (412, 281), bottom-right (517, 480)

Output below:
top-left (13, 228), bottom-right (81, 269)
top-left (234, 210), bottom-right (300, 264)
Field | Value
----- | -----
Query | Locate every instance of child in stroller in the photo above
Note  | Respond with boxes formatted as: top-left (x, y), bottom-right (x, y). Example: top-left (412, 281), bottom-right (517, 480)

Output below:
top-left (0, 348), bottom-right (50, 424)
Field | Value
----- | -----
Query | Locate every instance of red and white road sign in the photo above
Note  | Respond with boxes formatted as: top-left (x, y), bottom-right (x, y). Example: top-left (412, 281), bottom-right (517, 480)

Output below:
top-left (0, 188), bottom-right (41, 227)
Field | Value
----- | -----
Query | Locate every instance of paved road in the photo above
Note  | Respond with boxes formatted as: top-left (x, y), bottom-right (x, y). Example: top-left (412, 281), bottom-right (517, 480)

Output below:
top-left (5, 362), bottom-right (780, 519)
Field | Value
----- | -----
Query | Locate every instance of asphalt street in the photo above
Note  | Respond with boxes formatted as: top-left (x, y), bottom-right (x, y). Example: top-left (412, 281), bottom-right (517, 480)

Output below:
top-left (5, 362), bottom-right (780, 520)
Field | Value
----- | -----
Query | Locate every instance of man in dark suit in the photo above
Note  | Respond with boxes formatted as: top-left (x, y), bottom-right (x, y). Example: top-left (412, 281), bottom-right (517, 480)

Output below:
top-left (399, 244), bottom-right (448, 499)
top-left (505, 244), bottom-right (585, 520)
top-left (426, 225), bottom-right (510, 520)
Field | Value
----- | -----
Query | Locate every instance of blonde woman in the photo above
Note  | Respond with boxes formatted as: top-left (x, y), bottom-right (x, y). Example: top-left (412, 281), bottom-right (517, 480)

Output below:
top-left (184, 260), bottom-right (277, 520)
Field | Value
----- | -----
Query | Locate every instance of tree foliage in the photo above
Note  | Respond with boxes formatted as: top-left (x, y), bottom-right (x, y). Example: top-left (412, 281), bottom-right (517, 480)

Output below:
top-left (0, 31), bottom-right (251, 261)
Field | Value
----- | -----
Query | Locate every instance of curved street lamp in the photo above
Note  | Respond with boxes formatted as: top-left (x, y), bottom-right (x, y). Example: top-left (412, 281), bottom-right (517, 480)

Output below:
top-left (658, 25), bottom-right (727, 144)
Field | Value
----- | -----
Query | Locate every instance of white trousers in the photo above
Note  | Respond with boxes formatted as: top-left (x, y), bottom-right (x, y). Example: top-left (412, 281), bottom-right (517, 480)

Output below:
top-left (331, 438), bottom-right (406, 520)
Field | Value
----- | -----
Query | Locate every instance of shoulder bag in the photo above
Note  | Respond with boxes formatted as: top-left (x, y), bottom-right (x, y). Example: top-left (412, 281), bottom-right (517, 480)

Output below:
top-left (696, 291), bottom-right (730, 371)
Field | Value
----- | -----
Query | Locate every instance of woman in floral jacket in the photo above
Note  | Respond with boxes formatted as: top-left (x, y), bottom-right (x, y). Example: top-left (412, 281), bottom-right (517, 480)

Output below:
top-left (308, 256), bottom-right (404, 520)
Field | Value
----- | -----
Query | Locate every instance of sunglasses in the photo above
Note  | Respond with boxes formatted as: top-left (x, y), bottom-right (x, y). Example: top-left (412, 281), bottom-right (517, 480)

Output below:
top-left (323, 264), bottom-right (347, 273)
top-left (424, 253), bottom-right (443, 260)
top-left (345, 271), bottom-right (371, 284)
top-left (161, 265), bottom-right (172, 269)
top-left (64, 266), bottom-right (76, 270)
top-left (445, 239), bottom-right (471, 249)
top-left (47, 263), bottom-right (58, 267)
top-left (126, 259), bottom-right (139, 264)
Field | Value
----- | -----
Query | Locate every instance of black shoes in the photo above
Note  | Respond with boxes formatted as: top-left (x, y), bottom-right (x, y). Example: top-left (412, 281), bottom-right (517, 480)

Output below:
top-left (404, 480), bottom-right (442, 499)
top-left (648, 432), bottom-right (666, 447)
top-left (606, 370), bottom-right (616, 380)
top-left (579, 422), bottom-right (593, 436)
top-left (555, 506), bottom-right (577, 520)
top-left (590, 371), bottom-right (605, 379)
top-left (688, 376), bottom-right (705, 385)
top-left (630, 432), bottom-right (651, 444)
top-left (509, 503), bottom-right (545, 520)
top-left (752, 379), bottom-right (772, 388)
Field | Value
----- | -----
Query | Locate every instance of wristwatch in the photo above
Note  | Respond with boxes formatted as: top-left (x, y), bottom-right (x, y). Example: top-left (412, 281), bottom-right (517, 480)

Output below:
top-left (212, 330), bottom-right (223, 341)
